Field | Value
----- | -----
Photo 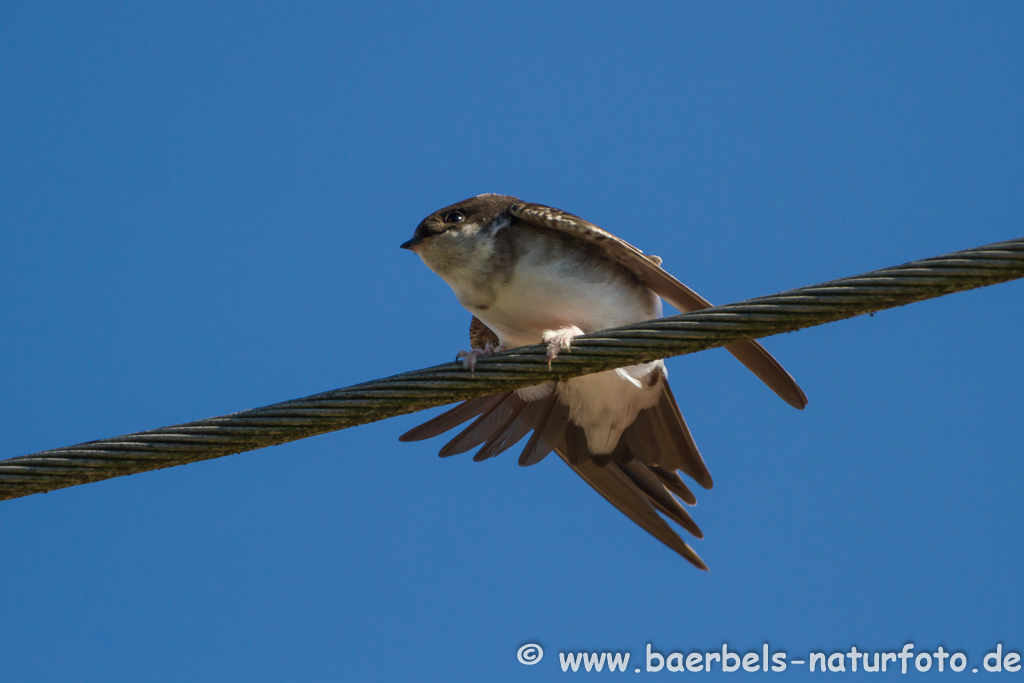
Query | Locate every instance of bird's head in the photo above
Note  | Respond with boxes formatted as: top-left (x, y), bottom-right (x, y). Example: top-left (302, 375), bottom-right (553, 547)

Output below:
top-left (401, 194), bottom-right (518, 276)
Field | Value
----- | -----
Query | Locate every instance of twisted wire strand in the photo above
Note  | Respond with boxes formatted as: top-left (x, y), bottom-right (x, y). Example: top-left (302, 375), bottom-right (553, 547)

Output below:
top-left (2, 238), bottom-right (1022, 502)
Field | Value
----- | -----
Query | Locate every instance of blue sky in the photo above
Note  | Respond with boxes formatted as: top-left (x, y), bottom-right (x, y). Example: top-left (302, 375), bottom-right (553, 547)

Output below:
top-left (1, 2), bottom-right (1022, 680)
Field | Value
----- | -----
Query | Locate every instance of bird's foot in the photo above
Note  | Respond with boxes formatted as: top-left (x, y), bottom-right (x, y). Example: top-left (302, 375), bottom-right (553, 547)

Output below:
top-left (456, 342), bottom-right (505, 374)
top-left (542, 325), bottom-right (584, 370)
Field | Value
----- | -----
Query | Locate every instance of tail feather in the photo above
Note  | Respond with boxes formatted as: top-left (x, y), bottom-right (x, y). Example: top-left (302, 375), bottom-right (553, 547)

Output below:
top-left (474, 395), bottom-right (551, 462)
top-left (438, 392), bottom-right (524, 457)
top-left (562, 423), bottom-right (589, 467)
top-left (399, 393), bottom-right (507, 442)
top-left (650, 466), bottom-right (697, 506)
top-left (399, 367), bottom-right (714, 567)
top-left (619, 460), bottom-right (702, 539)
top-left (516, 394), bottom-right (561, 466)
top-left (560, 453), bottom-right (708, 570)
top-left (624, 408), bottom-right (669, 469)
top-left (655, 388), bottom-right (713, 489)
top-left (519, 400), bottom-right (570, 466)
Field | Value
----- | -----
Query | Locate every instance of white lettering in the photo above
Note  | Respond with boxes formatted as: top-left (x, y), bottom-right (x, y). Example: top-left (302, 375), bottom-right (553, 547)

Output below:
top-left (581, 652), bottom-right (606, 672)
top-left (898, 643), bottom-right (915, 674)
top-left (559, 652), bottom-right (582, 672)
top-left (606, 651), bottom-right (630, 672)
top-left (846, 646), bottom-right (860, 672)
top-left (722, 644), bottom-right (740, 672)
top-left (645, 644), bottom-right (663, 672)
top-left (985, 644), bottom-right (1003, 672)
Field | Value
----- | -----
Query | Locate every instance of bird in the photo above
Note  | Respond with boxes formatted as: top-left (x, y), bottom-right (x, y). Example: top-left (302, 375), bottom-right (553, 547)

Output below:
top-left (398, 194), bottom-right (806, 569)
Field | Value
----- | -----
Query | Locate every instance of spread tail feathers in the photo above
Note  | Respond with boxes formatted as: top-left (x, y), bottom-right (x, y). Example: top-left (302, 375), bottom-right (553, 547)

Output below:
top-left (399, 380), bottom-right (711, 568)
top-left (561, 454), bottom-right (707, 570)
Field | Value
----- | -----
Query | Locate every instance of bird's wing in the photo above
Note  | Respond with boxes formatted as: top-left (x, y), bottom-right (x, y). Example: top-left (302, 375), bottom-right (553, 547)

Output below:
top-left (469, 315), bottom-right (501, 349)
top-left (399, 386), bottom-right (559, 464)
top-left (558, 421), bottom-right (707, 569)
top-left (623, 371), bottom-right (713, 490)
top-left (398, 392), bottom-right (508, 443)
top-left (401, 391), bottom-right (708, 569)
top-left (508, 201), bottom-right (808, 410)
top-left (553, 374), bottom-right (709, 568)
top-left (400, 325), bottom-right (711, 568)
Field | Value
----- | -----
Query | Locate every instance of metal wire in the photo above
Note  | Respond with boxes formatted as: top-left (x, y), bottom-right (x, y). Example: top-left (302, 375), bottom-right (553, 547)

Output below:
top-left (2, 237), bottom-right (1022, 502)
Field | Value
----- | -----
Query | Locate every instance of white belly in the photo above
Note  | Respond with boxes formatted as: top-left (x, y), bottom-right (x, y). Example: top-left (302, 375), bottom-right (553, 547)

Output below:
top-left (456, 259), bottom-right (665, 455)
top-left (465, 258), bottom-right (662, 348)
top-left (431, 237), bottom-right (667, 456)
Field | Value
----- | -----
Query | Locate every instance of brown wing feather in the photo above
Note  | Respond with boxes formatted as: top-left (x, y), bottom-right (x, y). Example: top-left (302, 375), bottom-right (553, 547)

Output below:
top-left (438, 392), bottom-right (526, 457)
top-left (508, 202), bottom-right (808, 410)
top-left (519, 399), bottom-right (570, 466)
top-left (399, 311), bottom-right (711, 567)
top-left (554, 392), bottom-right (709, 567)
top-left (654, 384), bottom-right (714, 489)
top-left (473, 394), bottom-right (551, 462)
top-left (622, 382), bottom-right (712, 489)
top-left (469, 316), bottom-right (501, 349)
top-left (650, 466), bottom-right (697, 505)
top-left (400, 384), bottom-right (710, 566)
top-left (514, 394), bottom-right (560, 466)
top-left (398, 393), bottom-right (508, 442)
top-left (619, 459), bottom-right (703, 539)
top-left (560, 452), bottom-right (708, 570)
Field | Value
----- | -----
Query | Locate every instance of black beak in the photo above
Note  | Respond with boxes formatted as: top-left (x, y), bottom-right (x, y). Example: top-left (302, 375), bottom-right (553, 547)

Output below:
top-left (400, 237), bottom-right (423, 250)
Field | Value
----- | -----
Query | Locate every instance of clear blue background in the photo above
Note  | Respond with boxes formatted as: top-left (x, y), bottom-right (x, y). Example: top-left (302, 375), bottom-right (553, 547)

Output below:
top-left (1, 2), bottom-right (1021, 680)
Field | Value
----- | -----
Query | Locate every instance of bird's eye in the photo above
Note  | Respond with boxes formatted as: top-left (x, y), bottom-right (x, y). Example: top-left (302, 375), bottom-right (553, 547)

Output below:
top-left (444, 211), bottom-right (465, 224)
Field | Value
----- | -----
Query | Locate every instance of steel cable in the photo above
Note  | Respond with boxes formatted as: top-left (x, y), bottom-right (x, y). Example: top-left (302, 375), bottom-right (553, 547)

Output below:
top-left (2, 237), bottom-right (1021, 502)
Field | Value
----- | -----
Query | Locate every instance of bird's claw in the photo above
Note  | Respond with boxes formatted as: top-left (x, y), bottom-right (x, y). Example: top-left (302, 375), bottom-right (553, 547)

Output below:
top-left (457, 342), bottom-right (505, 374)
top-left (542, 325), bottom-right (584, 370)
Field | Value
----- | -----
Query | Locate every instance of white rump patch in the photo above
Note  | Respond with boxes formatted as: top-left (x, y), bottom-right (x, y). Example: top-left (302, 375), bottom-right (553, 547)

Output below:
top-left (558, 360), bottom-right (666, 455)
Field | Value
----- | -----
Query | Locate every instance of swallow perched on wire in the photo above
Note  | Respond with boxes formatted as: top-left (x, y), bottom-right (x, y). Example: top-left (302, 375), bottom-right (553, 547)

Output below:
top-left (399, 194), bottom-right (806, 569)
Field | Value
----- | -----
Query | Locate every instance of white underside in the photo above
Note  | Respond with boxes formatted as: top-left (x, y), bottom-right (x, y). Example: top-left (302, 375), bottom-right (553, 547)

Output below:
top-left (556, 362), bottom-right (665, 454)
top-left (465, 256), bottom-right (659, 347)
top-left (426, 242), bottom-right (666, 455)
